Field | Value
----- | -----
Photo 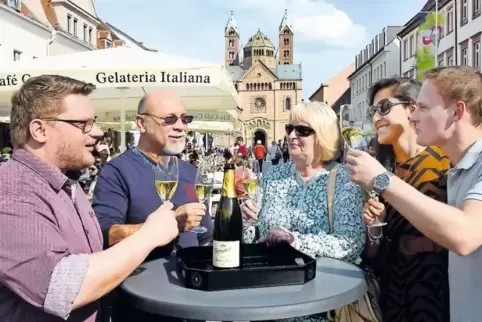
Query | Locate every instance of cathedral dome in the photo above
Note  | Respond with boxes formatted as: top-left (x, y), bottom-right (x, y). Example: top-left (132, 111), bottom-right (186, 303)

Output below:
top-left (244, 29), bottom-right (275, 49)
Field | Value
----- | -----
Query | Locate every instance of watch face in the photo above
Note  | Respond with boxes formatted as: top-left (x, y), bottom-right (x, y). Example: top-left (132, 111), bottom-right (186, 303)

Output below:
top-left (374, 173), bottom-right (391, 191)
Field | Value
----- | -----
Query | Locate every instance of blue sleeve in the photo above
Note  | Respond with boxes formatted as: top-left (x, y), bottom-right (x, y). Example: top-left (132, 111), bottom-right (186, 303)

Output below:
top-left (464, 171), bottom-right (482, 202)
top-left (92, 163), bottom-right (129, 248)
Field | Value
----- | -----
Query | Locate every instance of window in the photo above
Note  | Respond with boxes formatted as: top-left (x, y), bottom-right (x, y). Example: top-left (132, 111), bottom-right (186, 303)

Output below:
top-left (403, 39), bottom-right (408, 60)
top-left (67, 15), bottom-right (72, 33)
top-left (285, 97), bottom-right (292, 111)
top-left (461, 0), bottom-right (468, 24)
top-left (446, 7), bottom-right (454, 33)
top-left (409, 35), bottom-right (415, 56)
top-left (447, 53), bottom-right (454, 66)
top-left (438, 54), bottom-right (445, 67)
top-left (73, 18), bottom-right (78, 37)
top-left (474, 41), bottom-right (481, 69)
top-left (88, 28), bottom-right (92, 44)
top-left (284, 38), bottom-right (290, 45)
top-left (7, 0), bottom-right (19, 10)
top-left (384, 62), bottom-right (386, 76)
top-left (83, 24), bottom-right (87, 41)
top-left (462, 47), bottom-right (468, 65)
top-left (13, 50), bottom-right (21, 61)
top-left (104, 39), bottom-right (112, 48)
top-left (473, 0), bottom-right (481, 18)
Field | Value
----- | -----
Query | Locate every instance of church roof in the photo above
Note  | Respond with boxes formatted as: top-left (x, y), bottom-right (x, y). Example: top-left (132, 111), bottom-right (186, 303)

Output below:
top-left (226, 63), bottom-right (302, 81)
top-left (275, 64), bottom-right (302, 80)
top-left (225, 10), bottom-right (239, 34)
top-left (279, 9), bottom-right (291, 32)
top-left (244, 29), bottom-right (275, 49)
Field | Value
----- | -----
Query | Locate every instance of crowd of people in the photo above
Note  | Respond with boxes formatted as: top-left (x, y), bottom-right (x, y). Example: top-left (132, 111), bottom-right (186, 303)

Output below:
top-left (0, 65), bottom-right (481, 322)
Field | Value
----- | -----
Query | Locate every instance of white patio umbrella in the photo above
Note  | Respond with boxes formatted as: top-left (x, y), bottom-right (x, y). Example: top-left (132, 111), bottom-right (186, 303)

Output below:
top-left (0, 47), bottom-right (241, 149)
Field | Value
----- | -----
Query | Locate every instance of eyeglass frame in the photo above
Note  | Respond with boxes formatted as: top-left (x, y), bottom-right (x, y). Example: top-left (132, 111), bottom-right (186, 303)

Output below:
top-left (40, 117), bottom-right (97, 134)
top-left (141, 113), bottom-right (194, 125)
top-left (284, 124), bottom-right (315, 137)
top-left (367, 98), bottom-right (412, 120)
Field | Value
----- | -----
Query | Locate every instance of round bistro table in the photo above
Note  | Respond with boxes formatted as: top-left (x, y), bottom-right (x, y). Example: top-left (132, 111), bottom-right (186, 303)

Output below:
top-left (120, 256), bottom-right (367, 321)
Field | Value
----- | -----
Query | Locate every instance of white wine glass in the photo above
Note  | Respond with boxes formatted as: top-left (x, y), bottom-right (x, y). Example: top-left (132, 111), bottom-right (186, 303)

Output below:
top-left (243, 159), bottom-right (261, 200)
top-left (193, 162), bottom-right (212, 234)
top-left (155, 156), bottom-right (178, 203)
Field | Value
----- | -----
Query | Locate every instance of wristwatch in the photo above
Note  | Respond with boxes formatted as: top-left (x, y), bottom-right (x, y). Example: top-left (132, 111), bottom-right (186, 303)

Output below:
top-left (372, 171), bottom-right (393, 195)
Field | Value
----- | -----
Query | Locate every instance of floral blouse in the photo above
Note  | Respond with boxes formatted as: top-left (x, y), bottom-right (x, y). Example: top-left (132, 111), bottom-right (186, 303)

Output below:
top-left (255, 161), bottom-right (366, 262)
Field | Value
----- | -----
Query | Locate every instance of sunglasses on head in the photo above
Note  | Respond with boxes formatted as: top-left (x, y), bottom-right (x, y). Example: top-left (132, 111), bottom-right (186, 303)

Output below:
top-left (285, 124), bottom-right (315, 137)
top-left (367, 98), bottom-right (411, 119)
top-left (142, 113), bottom-right (194, 125)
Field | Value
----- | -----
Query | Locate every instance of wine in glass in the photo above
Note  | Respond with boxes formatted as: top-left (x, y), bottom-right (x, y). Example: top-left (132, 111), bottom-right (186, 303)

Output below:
top-left (242, 159), bottom-right (261, 200)
top-left (193, 162), bottom-right (213, 234)
top-left (155, 156), bottom-right (178, 203)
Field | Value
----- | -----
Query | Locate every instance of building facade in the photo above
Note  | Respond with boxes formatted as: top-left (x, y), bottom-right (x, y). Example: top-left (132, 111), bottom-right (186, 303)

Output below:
top-left (224, 10), bottom-right (303, 147)
top-left (309, 64), bottom-right (354, 119)
top-left (105, 22), bottom-right (156, 51)
top-left (347, 26), bottom-right (403, 125)
top-left (0, 0), bottom-right (96, 65)
top-left (400, 0), bottom-right (481, 77)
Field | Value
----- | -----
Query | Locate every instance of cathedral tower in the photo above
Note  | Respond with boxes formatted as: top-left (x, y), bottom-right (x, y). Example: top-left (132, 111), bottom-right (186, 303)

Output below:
top-left (224, 11), bottom-right (240, 66)
top-left (278, 9), bottom-right (294, 65)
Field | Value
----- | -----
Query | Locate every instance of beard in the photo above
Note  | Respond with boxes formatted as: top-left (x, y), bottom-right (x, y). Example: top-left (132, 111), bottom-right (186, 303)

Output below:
top-left (55, 139), bottom-right (93, 170)
top-left (162, 143), bottom-right (185, 156)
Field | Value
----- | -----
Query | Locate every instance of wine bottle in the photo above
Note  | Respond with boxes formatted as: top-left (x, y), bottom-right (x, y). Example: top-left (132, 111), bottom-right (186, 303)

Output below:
top-left (213, 162), bottom-right (243, 268)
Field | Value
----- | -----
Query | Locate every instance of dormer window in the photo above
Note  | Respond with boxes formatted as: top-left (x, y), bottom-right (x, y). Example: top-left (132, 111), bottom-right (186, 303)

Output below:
top-left (73, 18), bottom-right (78, 37)
top-left (67, 15), bottom-right (72, 33)
top-left (104, 40), bottom-right (112, 49)
top-left (7, 0), bottom-right (20, 11)
top-left (83, 24), bottom-right (87, 42)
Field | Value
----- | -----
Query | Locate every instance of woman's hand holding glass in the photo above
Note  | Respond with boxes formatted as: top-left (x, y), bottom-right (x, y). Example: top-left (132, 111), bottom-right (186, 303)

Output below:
top-left (362, 197), bottom-right (386, 225)
top-left (240, 199), bottom-right (258, 220)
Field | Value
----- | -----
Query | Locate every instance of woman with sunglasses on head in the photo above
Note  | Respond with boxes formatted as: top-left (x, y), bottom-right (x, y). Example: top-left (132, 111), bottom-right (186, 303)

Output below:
top-left (363, 78), bottom-right (450, 322)
top-left (241, 101), bottom-right (365, 321)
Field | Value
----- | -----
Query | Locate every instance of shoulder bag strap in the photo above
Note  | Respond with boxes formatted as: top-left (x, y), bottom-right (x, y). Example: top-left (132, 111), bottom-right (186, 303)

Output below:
top-left (327, 165), bottom-right (339, 234)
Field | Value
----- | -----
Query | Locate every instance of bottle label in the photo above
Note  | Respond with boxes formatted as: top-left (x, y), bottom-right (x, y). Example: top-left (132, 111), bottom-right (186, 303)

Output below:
top-left (222, 169), bottom-right (237, 198)
top-left (213, 240), bottom-right (240, 268)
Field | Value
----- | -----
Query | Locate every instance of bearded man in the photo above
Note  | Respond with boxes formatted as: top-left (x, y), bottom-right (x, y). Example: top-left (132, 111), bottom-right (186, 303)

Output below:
top-left (92, 90), bottom-right (212, 321)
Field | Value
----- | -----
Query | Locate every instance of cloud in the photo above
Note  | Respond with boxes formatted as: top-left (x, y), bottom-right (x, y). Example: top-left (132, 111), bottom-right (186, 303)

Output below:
top-left (218, 0), bottom-right (369, 48)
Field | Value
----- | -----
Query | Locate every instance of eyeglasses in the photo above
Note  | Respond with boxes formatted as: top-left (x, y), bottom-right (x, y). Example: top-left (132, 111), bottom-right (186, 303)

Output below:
top-left (142, 113), bottom-right (194, 125)
top-left (41, 118), bottom-right (96, 134)
top-left (285, 124), bottom-right (315, 137)
top-left (367, 98), bottom-right (411, 119)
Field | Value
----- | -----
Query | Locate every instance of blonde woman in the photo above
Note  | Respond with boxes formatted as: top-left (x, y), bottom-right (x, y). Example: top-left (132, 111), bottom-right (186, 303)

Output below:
top-left (241, 101), bottom-right (365, 321)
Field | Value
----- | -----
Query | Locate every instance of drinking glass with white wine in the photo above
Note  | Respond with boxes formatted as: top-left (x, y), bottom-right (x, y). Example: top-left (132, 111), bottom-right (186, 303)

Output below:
top-left (343, 119), bottom-right (387, 228)
top-left (155, 156), bottom-right (178, 203)
top-left (242, 159), bottom-right (261, 206)
top-left (193, 162), bottom-right (213, 234)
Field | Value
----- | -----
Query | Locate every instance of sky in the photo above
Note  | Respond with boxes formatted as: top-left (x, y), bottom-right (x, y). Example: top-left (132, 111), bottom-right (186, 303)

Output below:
top-left (94, 0), bottom-right (424, 98)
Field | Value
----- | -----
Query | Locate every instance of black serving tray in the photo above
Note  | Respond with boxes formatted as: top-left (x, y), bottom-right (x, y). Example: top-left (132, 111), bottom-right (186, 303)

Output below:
top-left (176, 243), bottom-right (316, 291)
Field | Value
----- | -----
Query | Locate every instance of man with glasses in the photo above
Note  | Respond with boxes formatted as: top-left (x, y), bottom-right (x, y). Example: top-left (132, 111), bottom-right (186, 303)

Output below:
top-left (0, 75), bottom-right (179, 322)
top-left (346, 66), bottom-right (482, 321)
top-left (92, 90), bottom-right (213, 321)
